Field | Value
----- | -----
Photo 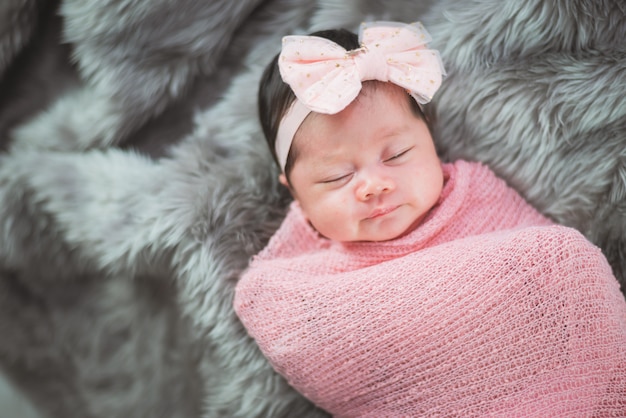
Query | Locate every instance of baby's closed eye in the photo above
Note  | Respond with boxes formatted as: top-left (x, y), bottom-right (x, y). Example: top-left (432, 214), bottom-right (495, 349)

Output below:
top-left (320, 172), bottom-right (354, 184)
top-left (384, 146), bottom-right (414, 163)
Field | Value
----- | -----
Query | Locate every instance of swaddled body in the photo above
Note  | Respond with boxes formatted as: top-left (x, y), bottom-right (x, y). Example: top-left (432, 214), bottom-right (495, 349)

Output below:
top-left (236, 161), bottom-right (626, 416)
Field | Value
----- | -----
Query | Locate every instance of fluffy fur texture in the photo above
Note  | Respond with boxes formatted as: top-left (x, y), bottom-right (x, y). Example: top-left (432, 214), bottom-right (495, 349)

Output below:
top-left (0, 0), bottom-right (624, 417)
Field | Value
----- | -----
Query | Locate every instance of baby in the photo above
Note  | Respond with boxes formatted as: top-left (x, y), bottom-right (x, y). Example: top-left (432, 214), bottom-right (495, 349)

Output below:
top-left (235, 21), bottom-right (626, 416)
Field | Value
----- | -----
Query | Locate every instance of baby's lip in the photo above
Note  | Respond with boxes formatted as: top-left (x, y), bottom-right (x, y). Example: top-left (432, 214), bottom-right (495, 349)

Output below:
top-left (366, 205), bottom-right (399, 219)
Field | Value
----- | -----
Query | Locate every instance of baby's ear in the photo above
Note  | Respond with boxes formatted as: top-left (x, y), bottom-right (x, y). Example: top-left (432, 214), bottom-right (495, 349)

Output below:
top-left (279, 173), bottom-right (298, 198)
top-left (278, 173), bottom-right (289, 188)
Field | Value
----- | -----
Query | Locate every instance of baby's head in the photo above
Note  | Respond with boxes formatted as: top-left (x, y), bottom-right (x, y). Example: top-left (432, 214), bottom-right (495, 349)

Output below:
top-left (259, 22), bottom-right (446, 242)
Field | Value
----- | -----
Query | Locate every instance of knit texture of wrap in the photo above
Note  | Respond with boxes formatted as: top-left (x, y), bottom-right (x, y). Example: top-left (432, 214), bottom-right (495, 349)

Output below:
top-left (234, 160), bottom-right (626, 417)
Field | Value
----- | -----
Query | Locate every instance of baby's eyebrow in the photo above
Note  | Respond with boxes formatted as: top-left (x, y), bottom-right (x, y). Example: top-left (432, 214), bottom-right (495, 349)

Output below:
top-left (312, 161), bottom-right (347, 176)
top-left (310, 148), bottom-right (345, 165)
top-left (380, 128), bottom-right (402, 138)
top-left (379, 124), bottom-right (412, 138)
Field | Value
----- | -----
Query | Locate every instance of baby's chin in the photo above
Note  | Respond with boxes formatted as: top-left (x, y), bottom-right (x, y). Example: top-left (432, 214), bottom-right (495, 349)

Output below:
top-left (366, 226), bottom-right (416, 242)
top-left (350, 220), bottom-right (424, 242)
top-left (363, 212), bottom-right (427, 242)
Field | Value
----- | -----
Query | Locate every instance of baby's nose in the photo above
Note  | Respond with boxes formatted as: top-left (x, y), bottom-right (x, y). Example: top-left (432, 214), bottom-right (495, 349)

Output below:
top-left (356, 172), bottom-right (395, 200)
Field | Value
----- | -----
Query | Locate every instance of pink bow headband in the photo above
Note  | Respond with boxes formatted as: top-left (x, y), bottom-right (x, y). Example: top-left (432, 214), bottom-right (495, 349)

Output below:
top-left (275, 21), bottom-right (446, 172)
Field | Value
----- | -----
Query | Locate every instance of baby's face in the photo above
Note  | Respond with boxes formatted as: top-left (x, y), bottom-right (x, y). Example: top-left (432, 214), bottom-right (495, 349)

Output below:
top-left (284, 84), bottom-right (443, 242)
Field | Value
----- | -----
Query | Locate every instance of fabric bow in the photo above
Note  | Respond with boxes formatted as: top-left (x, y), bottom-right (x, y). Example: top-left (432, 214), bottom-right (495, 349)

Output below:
top-left (278, 21), bottom-right (445, 114)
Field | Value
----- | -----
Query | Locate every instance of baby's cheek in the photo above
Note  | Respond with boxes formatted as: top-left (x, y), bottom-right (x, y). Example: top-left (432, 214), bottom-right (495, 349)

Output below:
top-left (316, 198), bottom-right (353, 238)
top-left (323, 204), bottom-right (348, 228)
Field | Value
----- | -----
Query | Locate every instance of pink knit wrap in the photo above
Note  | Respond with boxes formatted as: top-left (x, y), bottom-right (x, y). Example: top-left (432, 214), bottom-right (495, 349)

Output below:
top-left (235, 161), bottom-right (626, 416)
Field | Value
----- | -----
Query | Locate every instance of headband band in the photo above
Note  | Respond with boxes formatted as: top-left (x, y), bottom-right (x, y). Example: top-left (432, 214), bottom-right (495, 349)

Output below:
top-left (275, 21), bottom-right (445, 172)
top-left (275, 100), bottom-right (311, 172)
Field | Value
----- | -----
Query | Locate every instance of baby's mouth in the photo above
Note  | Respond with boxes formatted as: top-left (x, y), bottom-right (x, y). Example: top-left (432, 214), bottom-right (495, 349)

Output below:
top-left (366, 205), bottom-right (399, 219)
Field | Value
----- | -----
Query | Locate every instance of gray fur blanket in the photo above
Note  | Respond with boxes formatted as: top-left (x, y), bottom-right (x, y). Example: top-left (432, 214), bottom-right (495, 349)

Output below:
top-left (0, 0), bottom-right (624, 416)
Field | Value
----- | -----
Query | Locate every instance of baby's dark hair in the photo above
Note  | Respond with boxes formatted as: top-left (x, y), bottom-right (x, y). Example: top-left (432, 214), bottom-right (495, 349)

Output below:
top-left (258, 28), bottom-right (427, 178)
